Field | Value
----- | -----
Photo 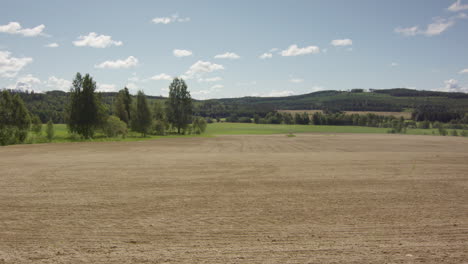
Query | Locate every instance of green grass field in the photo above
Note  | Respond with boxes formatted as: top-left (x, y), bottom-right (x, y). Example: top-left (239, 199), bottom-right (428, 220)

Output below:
top-left (22, 122), bottom-right (465, 145)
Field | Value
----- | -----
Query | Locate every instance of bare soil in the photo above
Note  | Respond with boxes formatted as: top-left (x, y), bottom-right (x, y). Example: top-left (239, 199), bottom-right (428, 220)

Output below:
top-left (1, 134), bottom-right (467, 263)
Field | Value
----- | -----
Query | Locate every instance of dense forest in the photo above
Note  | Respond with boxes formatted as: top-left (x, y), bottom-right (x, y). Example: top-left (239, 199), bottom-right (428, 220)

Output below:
top-left (6, 88), bottom-right (468, 124)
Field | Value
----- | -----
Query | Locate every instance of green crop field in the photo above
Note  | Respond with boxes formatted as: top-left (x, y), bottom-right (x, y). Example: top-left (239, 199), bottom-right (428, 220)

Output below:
top-left (22, 122), bottom-right (465, 145)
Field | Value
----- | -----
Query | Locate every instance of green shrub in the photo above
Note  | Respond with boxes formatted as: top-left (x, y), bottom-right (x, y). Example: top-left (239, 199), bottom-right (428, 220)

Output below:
top-left (450, 130), bottom-right (458, 136)
top-left (153, 120), bottom-right (166, 135)
top-left (103, 115), bottom-right (128, 137)
top-left (192, 116), bottom-right (207, 134)
top-left (31, 115), bottom-right (42, 136)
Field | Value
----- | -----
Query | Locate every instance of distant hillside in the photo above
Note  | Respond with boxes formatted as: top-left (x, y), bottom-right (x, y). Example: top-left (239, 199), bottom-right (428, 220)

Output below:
top-left (6, 88), bottom-right (468, 122)
top-left (197, 89), bottom-right (468, 117)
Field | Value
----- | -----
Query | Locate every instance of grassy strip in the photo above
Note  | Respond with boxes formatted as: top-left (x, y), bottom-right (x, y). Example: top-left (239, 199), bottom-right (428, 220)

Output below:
top-left (23, 123), bottom-right (466, 145)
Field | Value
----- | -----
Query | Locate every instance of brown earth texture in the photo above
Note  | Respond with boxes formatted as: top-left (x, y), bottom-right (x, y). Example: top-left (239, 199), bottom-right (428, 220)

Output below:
top-left (0, 134), bottom-right (467, 263)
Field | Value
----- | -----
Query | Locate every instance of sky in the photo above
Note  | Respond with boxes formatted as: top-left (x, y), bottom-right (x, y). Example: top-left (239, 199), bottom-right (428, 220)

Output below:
top-left (0, 0), bottom-right (468, 99)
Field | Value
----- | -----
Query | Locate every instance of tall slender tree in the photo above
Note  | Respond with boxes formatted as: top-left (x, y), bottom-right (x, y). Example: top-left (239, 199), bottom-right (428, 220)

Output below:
top-left (166, 78), bottom-right (192, 134)
top-left (67, 73), bottom-right (101, 138)
top-left (114, 89), bottom-right (130, 125)
top-left (131, 90), bottom-right (152, 136)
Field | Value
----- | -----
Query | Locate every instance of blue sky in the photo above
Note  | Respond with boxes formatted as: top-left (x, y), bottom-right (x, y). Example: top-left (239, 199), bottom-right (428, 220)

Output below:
top-left (1, 0), bottom-right (467, 99)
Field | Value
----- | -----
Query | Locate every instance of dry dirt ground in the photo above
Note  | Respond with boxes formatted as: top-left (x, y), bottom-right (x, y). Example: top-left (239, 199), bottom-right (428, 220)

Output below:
top-left (0, 134), bottom-right (467, 264)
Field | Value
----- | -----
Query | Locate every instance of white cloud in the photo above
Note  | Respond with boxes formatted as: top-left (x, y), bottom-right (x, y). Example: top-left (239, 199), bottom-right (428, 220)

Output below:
top-left (152, 14), bottom-right (190, 24)
top-left (269, 48), bottom-right (279, 52)
top-left (448, 0), bottom-right (468, 12)
top-left (6, 74), bottom-right (41, 92)
top-left (45, 43), bottom-right (59, 48)
top-left (0, 51), bottom-right (33, 78)
top-left (390, 62), bottom-right (399, 67)
top-left (280, 44), bottom-right (320, 56)
top-left (211, 84), bottom-right (223, 90)
top-left (259, 53), bottom-right (273, 59)
top-left (73, 32), bottom-right (123, 48)
top-left (150, 73), bottom-right (172, 81)
top-left (265, 90), bottom-right (296, 97)
top-left (198, 77), bottom-right (222, 82)
top-left (395, 13), bottom-right (467, 37)
top-left (290, 78), bottom-right (304, 83)
top-left (173, 49), bottom-right (192, 57)
top-left (95, 56), bottom-right (138, 69)
top-left (424, 18), bottom-right (455, 36)
top-left (125, 82), bottom-right (138, 93)
top-left (46, 76), bottom-right (71, 91)
top-left (331, 39), bottom-right (353, 46)
top-left (394, 26), bottom-right (420, 36)
top-left (0, 22), bottom-right (45, 37)
top-left (214, 52), bottom-right (240, 59)
top-left (185, 60), bottom-right (224, 78)
top-left (460, 68), bottom-right (468, 74)
top-left (442, 79), bottom-right (467, 92)
top-left (97, 83), bottom-right (117, 92)
top-left (191, 84), bottom-right (223, 99)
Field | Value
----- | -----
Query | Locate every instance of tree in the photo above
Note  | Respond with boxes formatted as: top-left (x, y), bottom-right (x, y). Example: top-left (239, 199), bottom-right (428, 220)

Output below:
top-left (0, 90), bottom-right (31, 145)
top-left (67, 73), bottom-right (102, 139)
top-left (31, 115), bottom-right (42, 136)
top-left (114, 88), bottom-right (132, 125)
top-left (166, 78), bottom-right (193, 134)
top-left (131, 90), bottom-right (152, 136)
top-left (46, 119), bottom-right (54, 141)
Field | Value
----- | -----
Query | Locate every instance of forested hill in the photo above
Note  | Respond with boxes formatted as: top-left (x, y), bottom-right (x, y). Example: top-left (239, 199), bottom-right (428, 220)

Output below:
top-left (6, 88), bottom-right (468, 123)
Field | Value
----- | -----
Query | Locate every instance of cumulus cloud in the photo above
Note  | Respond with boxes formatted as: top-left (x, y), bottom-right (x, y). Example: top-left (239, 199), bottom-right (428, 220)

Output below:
top-left (460, 68), bottom-right (468, 74)
top-left (185, 60), bottom-right (224, 78)
top-left (173, 49), bottom-right (192, 57)
top-left (152, 14), bottom-right (190, 24)
top-left (331, 39), bottom-right (353, 46)
top-left (448, 0), bottom-right (468, 12)
top-left (290, 78), bottom-right (304, 83)
top-left (280, 44), bottom-right (320, 56)
top-left (73, 32), bottom-right (123, 48)
top-left (0, 51), bottom-right (33, 78)
top-left (45, 43), bottom-right (59, 48)
top-left (214, 52), bottom-right (240, 59)
top-left (150, 73), bottom-right (172, 81)
top-left (95, 56), bottom-right (138, 69)
top-left (443, 79), bottom-right (467, 92)
top-left (198, 77), bottom-right (222, 82)
top-left (0, 22), bottom-right (45, 37)
top-left (259, 53), bottom-right (273, 59)
top-left (97, 83), bottom-right (117, 92)
top-left (46, 76), bottom-right (71, 91)
top-left (6, 74), bottom-right (41, 92)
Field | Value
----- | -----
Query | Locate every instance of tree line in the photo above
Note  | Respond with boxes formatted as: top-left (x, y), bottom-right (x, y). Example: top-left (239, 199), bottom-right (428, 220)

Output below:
top-left (66, 73), bottom-right (205, 139)
top-left (0, 73), bottom-right (205, 146)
